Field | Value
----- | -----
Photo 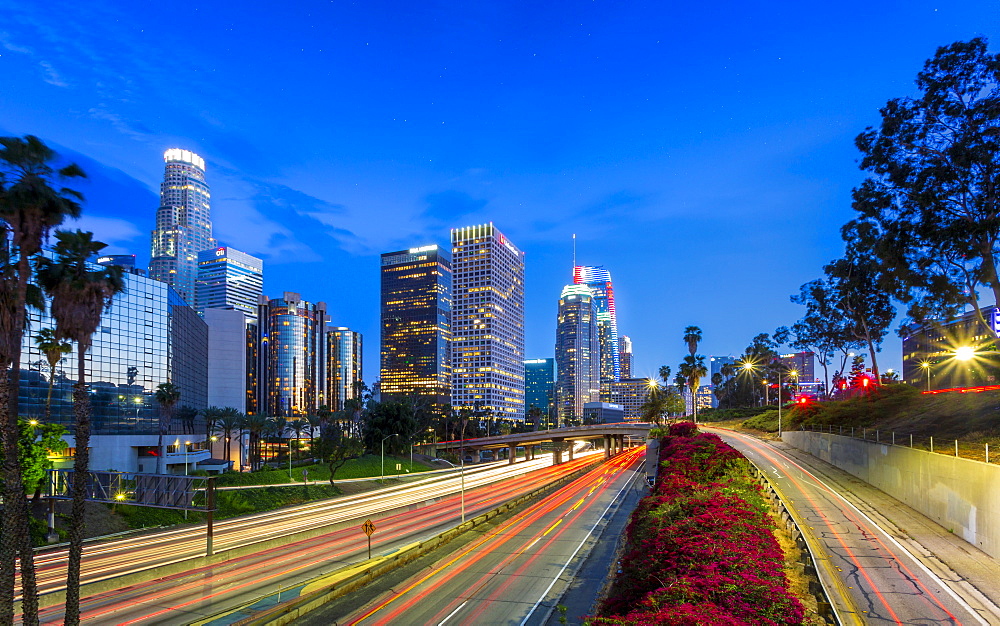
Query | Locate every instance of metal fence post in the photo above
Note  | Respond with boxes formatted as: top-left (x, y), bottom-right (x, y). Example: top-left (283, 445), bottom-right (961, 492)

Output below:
top-left (955, 440), bottom-right (959, 457)
top-left (930, 436), bottom-right (934, 453)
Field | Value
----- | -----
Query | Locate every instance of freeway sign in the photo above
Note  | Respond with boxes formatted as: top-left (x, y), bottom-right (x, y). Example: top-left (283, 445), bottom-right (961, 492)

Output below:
top-left (362, 519), bottom-right (376, 558)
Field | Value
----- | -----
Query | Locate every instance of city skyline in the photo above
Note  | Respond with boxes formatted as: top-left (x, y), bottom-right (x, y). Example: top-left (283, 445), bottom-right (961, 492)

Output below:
top-left (2, 2), bottom-right (997, 381)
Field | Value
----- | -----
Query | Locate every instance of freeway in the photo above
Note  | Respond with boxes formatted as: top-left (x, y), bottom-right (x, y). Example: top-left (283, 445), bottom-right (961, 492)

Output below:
top-left (23, 451), bottom-right (606, 624)
top-left (708, 427), bottom-right (1000, 626)
top-left (315, 446), bottom-right (645, 626)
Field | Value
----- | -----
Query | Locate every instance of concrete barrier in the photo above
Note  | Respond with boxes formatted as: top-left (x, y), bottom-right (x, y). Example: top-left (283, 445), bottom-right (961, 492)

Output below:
top-left (783, 431), bottom-right (1000, 560)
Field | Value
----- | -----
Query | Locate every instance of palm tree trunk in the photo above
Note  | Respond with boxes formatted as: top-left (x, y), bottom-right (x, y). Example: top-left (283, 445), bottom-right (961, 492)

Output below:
top-left (0, 377), bottom-right (19, 623)
top-left (64, 347), bottom-right (92, 625)
top-left (45, 374), bottom-right (55, 422)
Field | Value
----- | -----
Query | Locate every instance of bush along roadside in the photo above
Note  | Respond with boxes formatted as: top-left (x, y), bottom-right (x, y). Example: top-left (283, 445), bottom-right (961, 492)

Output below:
top-left (592, 422), bottom-right (805, 625)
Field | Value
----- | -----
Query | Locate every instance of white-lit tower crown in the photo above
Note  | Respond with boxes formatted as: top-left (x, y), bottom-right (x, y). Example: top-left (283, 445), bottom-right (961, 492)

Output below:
top-left (150, 149), bottom-right (216, 305)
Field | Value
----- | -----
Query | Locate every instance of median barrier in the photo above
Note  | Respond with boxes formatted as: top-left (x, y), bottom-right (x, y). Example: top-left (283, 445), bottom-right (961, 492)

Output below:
top-left (745, 462), bottom-right (852, 626)
top-left (192, 457), bottom-right (608, 626)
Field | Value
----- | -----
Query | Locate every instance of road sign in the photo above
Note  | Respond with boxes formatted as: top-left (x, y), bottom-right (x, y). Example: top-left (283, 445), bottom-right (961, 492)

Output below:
top-left (362, 519), bottom-right (376, 558)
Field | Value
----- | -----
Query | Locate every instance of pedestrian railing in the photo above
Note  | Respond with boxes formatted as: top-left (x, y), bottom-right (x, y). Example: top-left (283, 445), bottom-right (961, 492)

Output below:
top-left (799, 424), bottom-right (997, 465)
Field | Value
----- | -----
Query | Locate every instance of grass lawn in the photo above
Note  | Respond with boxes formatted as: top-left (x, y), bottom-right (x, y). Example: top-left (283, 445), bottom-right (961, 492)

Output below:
top-left (213, 454), bottom-right (438, 487)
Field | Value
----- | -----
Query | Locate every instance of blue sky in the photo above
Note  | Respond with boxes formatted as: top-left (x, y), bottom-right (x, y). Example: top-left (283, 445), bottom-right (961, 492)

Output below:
top-left (1, 0), bottom-right (997, 383)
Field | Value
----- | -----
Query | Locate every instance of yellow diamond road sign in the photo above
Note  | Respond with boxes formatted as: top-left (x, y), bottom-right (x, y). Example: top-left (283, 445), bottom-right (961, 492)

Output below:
top-left (362, 519), bottom-right (376, 536)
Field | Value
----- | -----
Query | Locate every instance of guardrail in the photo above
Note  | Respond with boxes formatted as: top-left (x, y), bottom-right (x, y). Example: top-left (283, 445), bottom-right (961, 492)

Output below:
top-left (800, 424), bottom-right (997, 465)
top-left (746, 463), bottom-right (844, 626)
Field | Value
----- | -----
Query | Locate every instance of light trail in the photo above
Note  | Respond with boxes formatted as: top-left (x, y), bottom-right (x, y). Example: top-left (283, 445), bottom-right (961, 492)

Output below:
top-left (28, 451), bottom-right (607, 624)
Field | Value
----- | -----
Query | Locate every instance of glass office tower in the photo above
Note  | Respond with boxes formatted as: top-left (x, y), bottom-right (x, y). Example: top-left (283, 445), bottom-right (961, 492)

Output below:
top-left (150, 148), bottom-right (215, 305)
top-left (16, 263), bottom-right (208, 472)
top-left (380, 245), bottom-right (452, 409)
top-left (573, 265), bottom-right (621, 399)
top-left (252, 293), bottom-right (328, 417)
top-left (450, 224), bottom-right (525, 420)
top-left (555, 284), bottom-right (601, 426)
top-left (195, 246), bottom-right (264, 321)
top-left (524, 358), bottom-right (556, 429)
top-left (328, 326), bottom-right (364, 411)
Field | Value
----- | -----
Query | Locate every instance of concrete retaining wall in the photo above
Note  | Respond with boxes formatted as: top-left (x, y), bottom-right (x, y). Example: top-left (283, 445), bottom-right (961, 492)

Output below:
top-left (783, 431), bottom-right (1000, 560)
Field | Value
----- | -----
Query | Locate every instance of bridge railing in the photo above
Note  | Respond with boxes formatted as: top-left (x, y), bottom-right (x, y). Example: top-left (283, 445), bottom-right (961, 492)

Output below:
top-left (799, 424), bottom-right (997, 465)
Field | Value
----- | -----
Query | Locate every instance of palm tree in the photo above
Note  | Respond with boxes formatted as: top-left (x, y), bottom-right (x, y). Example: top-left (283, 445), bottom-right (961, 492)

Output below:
top-left (36, 229), bottom-right (123, 625)
top-left (34, 327), bottom-right (71, 421)
top-left (0, 135), bottom-right (85, 622)
top-left (239, 413), bottom-right (271, 470)
top-left (210, 407), bottom-right (243, 464)
top-left (286, 417), bottom-right (308, 461)
top-left (153, 383), bottom-right (181, 475)
top-left (678, 354), bottom-right (708, 424)
top-left (683, 326), bottom-right (702, 358)
top-left (306, 413), bottom-right (321, 458)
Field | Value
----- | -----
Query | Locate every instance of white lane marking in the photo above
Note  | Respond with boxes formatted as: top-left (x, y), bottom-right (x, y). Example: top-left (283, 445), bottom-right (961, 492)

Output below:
top-left (519, 463), bottom-right (641, 626)
top-left (720, 429), bottom-right (990, 626)
top-left (437, 599), bottom-right (468, 625)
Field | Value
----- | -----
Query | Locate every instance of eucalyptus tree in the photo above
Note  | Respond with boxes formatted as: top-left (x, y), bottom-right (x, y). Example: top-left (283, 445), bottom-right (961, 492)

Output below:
top-left (0, 135), bottom-right (85, 622)
top-left (36, 229), bottom-right (123, 625)
top-left (846, 38), bottom-right (1000, 339)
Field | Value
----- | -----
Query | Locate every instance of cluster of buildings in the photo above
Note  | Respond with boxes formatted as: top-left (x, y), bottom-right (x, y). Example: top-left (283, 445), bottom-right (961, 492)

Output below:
top-left (379, 231), bottom-right (652, 428)
top-left (18, 149), bottom-right (362, 474)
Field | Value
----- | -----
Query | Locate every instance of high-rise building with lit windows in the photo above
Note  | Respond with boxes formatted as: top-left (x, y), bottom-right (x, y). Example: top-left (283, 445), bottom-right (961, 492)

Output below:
top-left (555, 284), bottom-right (601, 425)
top-left (450, 224), bottom-right (525, 420)
top-left (150, 149), bottom-right (215, 305)
top-left (196, 246), bottom-right (264, 321)
top-left (573, 265), bottom-right (620, 400)
top-left (250, 293), bottom-right (328, 417)
top-left (380, 245), bottom-right (451, 409)
top-left (619, 335), bottom-right (633, 379)
top-left (524, 358), bottom-right (556, 429)
top-left (328, 326), bottom-right (363, 411)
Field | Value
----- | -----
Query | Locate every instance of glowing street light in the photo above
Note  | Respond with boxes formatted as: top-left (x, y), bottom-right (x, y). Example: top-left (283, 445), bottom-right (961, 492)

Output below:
top-left (954, 346), bottom-right (975, 361)
top-left (920, 361), bottom-right (932, 392)
top-left (380, 433), bottom-right (398, 484)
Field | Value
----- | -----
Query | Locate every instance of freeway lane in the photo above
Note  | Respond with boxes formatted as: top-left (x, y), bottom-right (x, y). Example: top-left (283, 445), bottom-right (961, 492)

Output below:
top-left (325, 447), bottom-right (644, 626)
top-left (28, 452), bottom-right (605, 625)
top-left (708, 428), bottom-right (1000, 625)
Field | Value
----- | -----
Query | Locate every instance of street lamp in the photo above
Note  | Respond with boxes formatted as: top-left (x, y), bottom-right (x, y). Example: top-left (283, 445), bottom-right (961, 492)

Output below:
top-left (920, 361), bottom-right (932, 392)
top-left (381, 433), bottom-right (398, 484)
top-left (184, 441), bottom-right (191, 475)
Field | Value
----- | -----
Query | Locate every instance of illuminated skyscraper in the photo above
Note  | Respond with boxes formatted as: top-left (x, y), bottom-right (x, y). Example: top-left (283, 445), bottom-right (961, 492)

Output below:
top-left (450, 224), bottom-right (525, 420)
top-left (524, 358), bottom-right (556, 429)
top-left (380, 245), bottom-right (451, 408)
top-left (251, 293), bottom-right (328, 417)
top-left (573, 265), bottom-right (620, 399)
top-left (619, 335), bottom-right (633, 379)
top-left (149, 149), bottom-right (215, 304)
top-left (196, 246), bottom-right (264, 322)
top-left (555, 284), bottom-right (600, 425)
top-left (327, 327), bottom-right (364, 411)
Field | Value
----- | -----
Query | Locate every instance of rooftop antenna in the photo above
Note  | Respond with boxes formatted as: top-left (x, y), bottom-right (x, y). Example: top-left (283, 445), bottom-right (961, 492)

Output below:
top-left (572, 233), bottom-right (577, 274)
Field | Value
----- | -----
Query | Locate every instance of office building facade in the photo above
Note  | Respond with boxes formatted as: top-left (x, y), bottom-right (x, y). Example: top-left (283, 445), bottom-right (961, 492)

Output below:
top-left (555, 284), bottom-right (601, 426)
top-left (149, 149), bottom-right (216, 305)
top-left (573, 265), bottom-right (621, 399)
top-left (902, 308), bottom-right (1000, 390)
top-left (619, 335), bottom-right (633, 379)
top-left (196, 246), bottom-right (264, 321)
top-left (251, 293), bottom-right (328, 417)
top-left (328, 326), bottom-right (364, 411)
top-left (17, 265), bottom-right (208, 473)
top-left (380, 245), bottom-right (451, 409)
top-left (524, 358), bottom-right (556, 429)
top-left (778, 352), bottom-right (816, 383)
top-left (450, 224), bottom-right (526, 420)
top-left (610, 378), bottom-right (654, 422)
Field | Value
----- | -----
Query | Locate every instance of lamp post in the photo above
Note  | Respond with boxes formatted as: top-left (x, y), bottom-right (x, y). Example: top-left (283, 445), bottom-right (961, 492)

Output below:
top-left (460, 418), bottom-right (468, 523)
top-left (381, 433), bottom-right (397, 484)
top-left (184, 441), bottom-right (191, 475)
top-left (920, 361), bottom-right (932, 392)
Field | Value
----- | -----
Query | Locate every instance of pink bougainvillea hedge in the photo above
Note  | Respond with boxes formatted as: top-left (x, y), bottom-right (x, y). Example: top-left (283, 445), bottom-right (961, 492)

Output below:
top-left (592, 422), bottom-right (805, 625)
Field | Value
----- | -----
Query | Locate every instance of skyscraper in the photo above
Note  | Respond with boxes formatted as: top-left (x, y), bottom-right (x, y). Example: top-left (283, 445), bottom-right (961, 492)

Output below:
top-left (328, 326), bottom-right (364, 411)
top-left (573, 265), bottom-right (620, 399)
top-left (450, 224), bottom-right (526, 420)
top-left (524, 358), bottom-right (556, 429)
top-left (196, 246), bottom-right (264, 321)
top-left (619, 335), bottom-right (634, 379)
top-left (555, 284), bottom-right (601, 425)
top-left (251, 293), bottom-right (328, 417)
top-left (380, 245), bottom-right (452, 409)
top-left (150, 149), bottom-right (215, 305)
